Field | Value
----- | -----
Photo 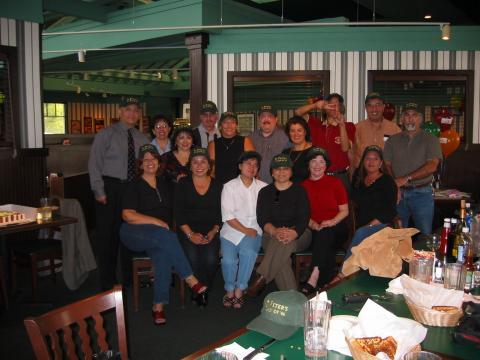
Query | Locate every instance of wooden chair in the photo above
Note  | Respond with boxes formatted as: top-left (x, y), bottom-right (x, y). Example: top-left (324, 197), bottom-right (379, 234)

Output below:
top-left (10, 177), bottom-right (65, 301)
top-left (0, 255), bottom-right (8, 309)
top-left (294, 200), bottom-right (357, 287)
top-left (24, 285), bottom-right (128, 360)
top-left (132, 255), bottom-right (185, 312)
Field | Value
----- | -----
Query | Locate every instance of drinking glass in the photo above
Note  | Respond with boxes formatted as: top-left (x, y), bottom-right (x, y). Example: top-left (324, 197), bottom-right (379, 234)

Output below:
top-left (403, 351), bottom-right (442, 360)
top-left (409, 258), bottom-right (434, 283)
top-left (444, 263), bottom-right (466, 290)
top-left (304, 300), bottom-right (331, 359)
top-left (37, 197), bottom-right (53, 223)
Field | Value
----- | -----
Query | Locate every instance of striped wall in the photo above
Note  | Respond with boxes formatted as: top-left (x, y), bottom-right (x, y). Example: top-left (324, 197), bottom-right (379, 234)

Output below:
top-left (207, 50), bottom-right (480, 144)
top-left (0, 17), bottom-right (43, 148)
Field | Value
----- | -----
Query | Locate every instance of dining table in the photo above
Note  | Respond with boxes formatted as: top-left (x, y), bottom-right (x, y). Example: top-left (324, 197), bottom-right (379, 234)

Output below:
top-left (182, 270), bottom-right (478, 360)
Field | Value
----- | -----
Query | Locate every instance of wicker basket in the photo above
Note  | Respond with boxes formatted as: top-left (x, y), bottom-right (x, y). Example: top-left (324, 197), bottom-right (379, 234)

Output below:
top-left (404, 297), bottom-right (463, 327)
top-left (346, 338), bottom-right (421, 360)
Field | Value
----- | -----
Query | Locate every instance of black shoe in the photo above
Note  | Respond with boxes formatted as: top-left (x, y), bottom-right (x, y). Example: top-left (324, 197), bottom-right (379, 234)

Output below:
top-left (194, 291), bottom-right (208, 307)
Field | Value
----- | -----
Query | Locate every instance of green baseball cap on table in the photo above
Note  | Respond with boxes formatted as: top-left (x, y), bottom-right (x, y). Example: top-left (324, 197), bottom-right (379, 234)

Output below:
top-left (201, 101), bottom-right (218, 114)
top-left (247, 290), bottom-right (307, 340)
top-left (258, 104), bottom-right (277, 116)
top-left (270, 154), bottom-right (293, 169)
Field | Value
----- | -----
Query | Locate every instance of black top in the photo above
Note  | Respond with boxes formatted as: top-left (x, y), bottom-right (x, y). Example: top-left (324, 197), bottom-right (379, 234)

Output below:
top-left (351, 173), bottom-right (398, 228)
top-left (282, 147), bottom-right (310, 183)
top-left (214, 135), bottom-right (244, 184)
top-left (122, 176), bottom-right (173, 226)
top-left (161, 151), bottom-right (190, 184)
top-left (257, 183), bottom-right (310, 235)
top-left (174, 176), bottom-right (223, 236)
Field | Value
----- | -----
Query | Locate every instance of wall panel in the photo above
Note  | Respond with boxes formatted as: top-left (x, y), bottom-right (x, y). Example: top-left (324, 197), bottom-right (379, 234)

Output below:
top-left (207, 50), bottom-right (480, 143)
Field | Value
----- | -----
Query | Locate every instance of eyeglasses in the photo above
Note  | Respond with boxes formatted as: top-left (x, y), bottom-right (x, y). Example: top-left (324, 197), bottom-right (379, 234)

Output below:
top-left (274, 189), bottom-right (281, 204)
top-left (154, 124), bottom-right (169, 129)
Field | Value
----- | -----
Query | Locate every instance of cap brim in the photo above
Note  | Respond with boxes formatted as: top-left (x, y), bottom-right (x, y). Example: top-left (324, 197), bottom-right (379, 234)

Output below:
top-left (247, 315), bottom-right (299, 340)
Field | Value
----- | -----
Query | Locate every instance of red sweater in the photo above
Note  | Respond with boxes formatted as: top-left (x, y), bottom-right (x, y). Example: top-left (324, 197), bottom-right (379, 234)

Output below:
top-left (301, 175), bottom-right (348, 223)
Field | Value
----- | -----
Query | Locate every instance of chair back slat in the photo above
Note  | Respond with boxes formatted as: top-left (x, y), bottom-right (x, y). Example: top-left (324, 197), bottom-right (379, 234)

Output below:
top-left (49, 331), bottom-right (63, 360)
top-left (92, 314), bottom-right (108, 352)
top-left (61, 325), bottom-right (78, 360)
top-left (77, 318), bottom-right (92, 358)
top-left (24, 285), bottom-right (128, 360)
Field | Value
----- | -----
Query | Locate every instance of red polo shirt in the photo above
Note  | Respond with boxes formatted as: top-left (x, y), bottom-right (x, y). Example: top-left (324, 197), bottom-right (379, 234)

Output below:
top-left (302, 175), bottom-right (348, 223)
top-left (308, 115), bottom-right (356, 172)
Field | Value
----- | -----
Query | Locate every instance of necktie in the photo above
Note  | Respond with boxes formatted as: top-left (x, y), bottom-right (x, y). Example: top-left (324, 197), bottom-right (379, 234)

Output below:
top-left (127, 129), bottom-right (136, 181)
top-left (206, 132), bottom-right (210, 143)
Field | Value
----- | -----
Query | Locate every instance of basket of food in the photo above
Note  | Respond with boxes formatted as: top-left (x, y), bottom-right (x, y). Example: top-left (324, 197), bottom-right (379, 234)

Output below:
top-left (404, 296), bottom-right (463, 327)
top-left (346, 336), bottom-right (421, 360)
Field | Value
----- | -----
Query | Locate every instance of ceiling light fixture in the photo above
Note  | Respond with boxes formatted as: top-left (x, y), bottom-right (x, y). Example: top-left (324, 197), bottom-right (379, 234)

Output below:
top-left (77, 50), bottom-right (86, 63)
top-left (172, 69), bottom-right (178, 81)
top-left (424, 14), bottom-right (432, 20)
top-left (157, 72), bottom-right (162, 79)
top-left (83, 72), bottom-right (90, 81)
top-left (76, 85), bottom-right (81, 94)
top-left (441, 24), bottom-right (451, 40)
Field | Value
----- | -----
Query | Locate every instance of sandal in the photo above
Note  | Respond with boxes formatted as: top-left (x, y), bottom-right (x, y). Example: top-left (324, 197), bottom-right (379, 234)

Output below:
top-left (222, 294), bottom-right (235, 308)
top-left (232, 296), bottom-right (245, 309)
top-left (191, 281), bottom-right (207, 295)
top-left (152, 309), bottom-right (166, 326)
top-left (300, 283), bottom-right (317, 296)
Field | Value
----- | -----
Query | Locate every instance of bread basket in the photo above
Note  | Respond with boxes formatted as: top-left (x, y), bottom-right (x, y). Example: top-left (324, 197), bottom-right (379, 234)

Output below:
top-left (346, 337), bottom-right (421, 360)
top-left (404, 296), bottom-right (463, 327)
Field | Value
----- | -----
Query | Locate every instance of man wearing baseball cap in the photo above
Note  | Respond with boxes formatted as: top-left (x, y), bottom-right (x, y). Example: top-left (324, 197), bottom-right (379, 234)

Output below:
top-left (192, 100), bottom-right (220, 148)
top-left (88, 97), bottom-right (148, 290)
top-left (249, 104), bottom-right (289, 183)
top-left (352, 92), bottom-right (401, 172)
top-left (383, 102), bottom-right (442, 235)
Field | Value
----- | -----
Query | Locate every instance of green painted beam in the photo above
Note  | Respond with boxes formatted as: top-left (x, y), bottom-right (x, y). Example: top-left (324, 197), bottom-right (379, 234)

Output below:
top-left (1, 0), bottom-right (43, 23)
top-left (43, 0), bottom-right (108, 23)
top-left (202, 0), bottom-right (281, 25)
top-left (42, 0), bottom-right (204, 59)
top-left (206, 26), bottom-right (480, 53)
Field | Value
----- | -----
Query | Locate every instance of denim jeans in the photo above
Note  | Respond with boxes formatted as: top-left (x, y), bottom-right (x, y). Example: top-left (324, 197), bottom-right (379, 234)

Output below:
top-left (345, 223), bottom-right (388, 259)
top-left (120, 223), bottom-right (193, 304)
top-left (220, 235), bottom-right (262, 292)
top-left (397, 186), bottom-right (434, 235)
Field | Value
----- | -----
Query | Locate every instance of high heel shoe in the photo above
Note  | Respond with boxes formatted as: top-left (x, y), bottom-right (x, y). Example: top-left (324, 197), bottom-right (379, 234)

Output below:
top-left (191, 282), bottom-right (208, 307)
top-left (152, 309), bottom-right (166, 325)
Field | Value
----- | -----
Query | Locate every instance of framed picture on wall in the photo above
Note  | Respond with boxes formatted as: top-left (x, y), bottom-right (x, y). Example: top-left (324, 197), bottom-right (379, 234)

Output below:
top-left (70, 119), bottom-right (82, 134)
top-left (95, 118), bottom-right (105, 133)
top-left (83, 116), bottom-right (93, 134)
top-left (182, 103), bottom-right (190, 120)
top-left (237, 113), bottom-right (255, 136)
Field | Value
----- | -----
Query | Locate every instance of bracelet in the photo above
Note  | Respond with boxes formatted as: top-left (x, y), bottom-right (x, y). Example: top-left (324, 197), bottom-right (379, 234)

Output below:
top-left (186, 232), bottom-right (194, 239)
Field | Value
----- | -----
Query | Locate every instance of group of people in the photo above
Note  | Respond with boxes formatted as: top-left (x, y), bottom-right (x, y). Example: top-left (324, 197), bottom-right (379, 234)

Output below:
top-left (88, 92), bottom-right (442, 325)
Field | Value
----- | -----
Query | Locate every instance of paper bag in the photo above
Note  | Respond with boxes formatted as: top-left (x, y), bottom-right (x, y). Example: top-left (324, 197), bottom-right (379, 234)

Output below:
top-left (342, 227), bottom-right (419, 278)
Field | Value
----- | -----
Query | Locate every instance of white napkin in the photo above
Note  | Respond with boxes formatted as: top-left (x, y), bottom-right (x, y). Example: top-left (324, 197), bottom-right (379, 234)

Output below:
top-left (346, 299), bottom-right (427, 360)
top-left (327, 315), bottom-right (358, 356)
top-left (386, 274), bottom-right (410, 294)
top-left (309, 290), bottom-right (331, 304)
top-left (400, 275), bottom-right (463, 308)
top-left (215, 342), bottom-right (269, 359)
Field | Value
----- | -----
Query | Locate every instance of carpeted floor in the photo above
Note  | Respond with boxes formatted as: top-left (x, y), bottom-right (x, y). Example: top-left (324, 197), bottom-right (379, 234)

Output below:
top-left (0, 267), bottom-right (277, 359)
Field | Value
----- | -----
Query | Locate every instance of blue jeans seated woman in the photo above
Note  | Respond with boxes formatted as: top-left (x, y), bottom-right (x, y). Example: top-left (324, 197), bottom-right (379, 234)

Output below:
top-left (345, 223), bottom-right (388, 259)
top-left (220, 235), bottom-right (262, 293)
top-left (120, 223), bottom-right (193, 305)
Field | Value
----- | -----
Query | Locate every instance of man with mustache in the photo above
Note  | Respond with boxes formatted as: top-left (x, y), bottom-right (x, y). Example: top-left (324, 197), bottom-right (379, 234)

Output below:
top-left (249, 105), bottom-right (289, 183)
top-left (383, 103), bottom-right (442, 235)
top-left (352, 92), bottom-right (401, 173)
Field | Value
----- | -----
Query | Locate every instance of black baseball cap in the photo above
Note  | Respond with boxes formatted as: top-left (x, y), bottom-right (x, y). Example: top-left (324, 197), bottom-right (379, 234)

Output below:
top-left (201, 101), bottom-right (218, 114)
top-left (258, 104), bottom-right (277, 116)
top-left (120, 97), bottom-right (141, 108)
top-left (365, 92), bottom-right (384, 104)
top-left (138, 144), bottom-right (159, 159)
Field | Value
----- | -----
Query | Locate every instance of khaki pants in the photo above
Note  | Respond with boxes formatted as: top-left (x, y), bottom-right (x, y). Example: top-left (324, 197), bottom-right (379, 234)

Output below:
top-left (256, 229), bottom-right (311, 290)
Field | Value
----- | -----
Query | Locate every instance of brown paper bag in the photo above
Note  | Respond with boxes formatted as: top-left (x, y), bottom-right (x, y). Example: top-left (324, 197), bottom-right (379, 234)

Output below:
top-left (342, 227), bottom-right (419, 278)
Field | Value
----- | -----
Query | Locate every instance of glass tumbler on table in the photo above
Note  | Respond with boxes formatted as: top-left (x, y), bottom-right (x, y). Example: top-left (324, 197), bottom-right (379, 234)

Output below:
top-left (409, 258), bottom-right (434, 283)
top-left (444, 263), bottom-right (466, 290)
top-left (304, 300), bottom-right (331, 359)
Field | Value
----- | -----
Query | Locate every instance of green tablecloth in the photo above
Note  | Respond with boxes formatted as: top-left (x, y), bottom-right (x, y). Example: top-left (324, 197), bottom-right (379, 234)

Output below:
top-left (220, 271), bottom-right (478, 359)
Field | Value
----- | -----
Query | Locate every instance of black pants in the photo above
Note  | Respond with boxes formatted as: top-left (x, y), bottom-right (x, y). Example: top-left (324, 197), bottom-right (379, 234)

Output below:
top-left (311, 222), bottom-right (347, 288)
top-left (95, 177), bottom-right (132, 290)
top-left (179, 234), bottom-right (219, 288)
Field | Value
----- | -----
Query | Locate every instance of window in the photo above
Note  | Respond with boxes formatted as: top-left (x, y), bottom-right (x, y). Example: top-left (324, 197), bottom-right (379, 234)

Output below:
top-left (369, 70), bottom-right (474, 145)
top-left (43, 103), bottom-right (65, 134)
top-left (0, 50), bottom-right (15, 148)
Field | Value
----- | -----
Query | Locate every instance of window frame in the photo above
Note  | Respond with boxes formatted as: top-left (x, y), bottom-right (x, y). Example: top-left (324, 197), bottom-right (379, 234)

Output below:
top-left (43, 102), bottom-right (66, 135)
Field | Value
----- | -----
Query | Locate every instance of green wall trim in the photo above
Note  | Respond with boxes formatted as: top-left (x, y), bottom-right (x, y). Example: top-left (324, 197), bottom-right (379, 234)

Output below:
top-left (1, 0), bottom-right (43, 23)
top-left (206, 26), bottom-right (480, 53)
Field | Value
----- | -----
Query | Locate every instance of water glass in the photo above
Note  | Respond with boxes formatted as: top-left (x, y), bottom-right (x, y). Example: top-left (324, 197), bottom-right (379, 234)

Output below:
top-left (37, 197), bottom-right (53, 223)
top-left (403, 351), bottom-right (441, 360)
top-left (304, 300), bottom-right (331, 359)
top-left (409, 258), bottom-right (434, 283)
top-left (444, 263), bottom-right (466, 290)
